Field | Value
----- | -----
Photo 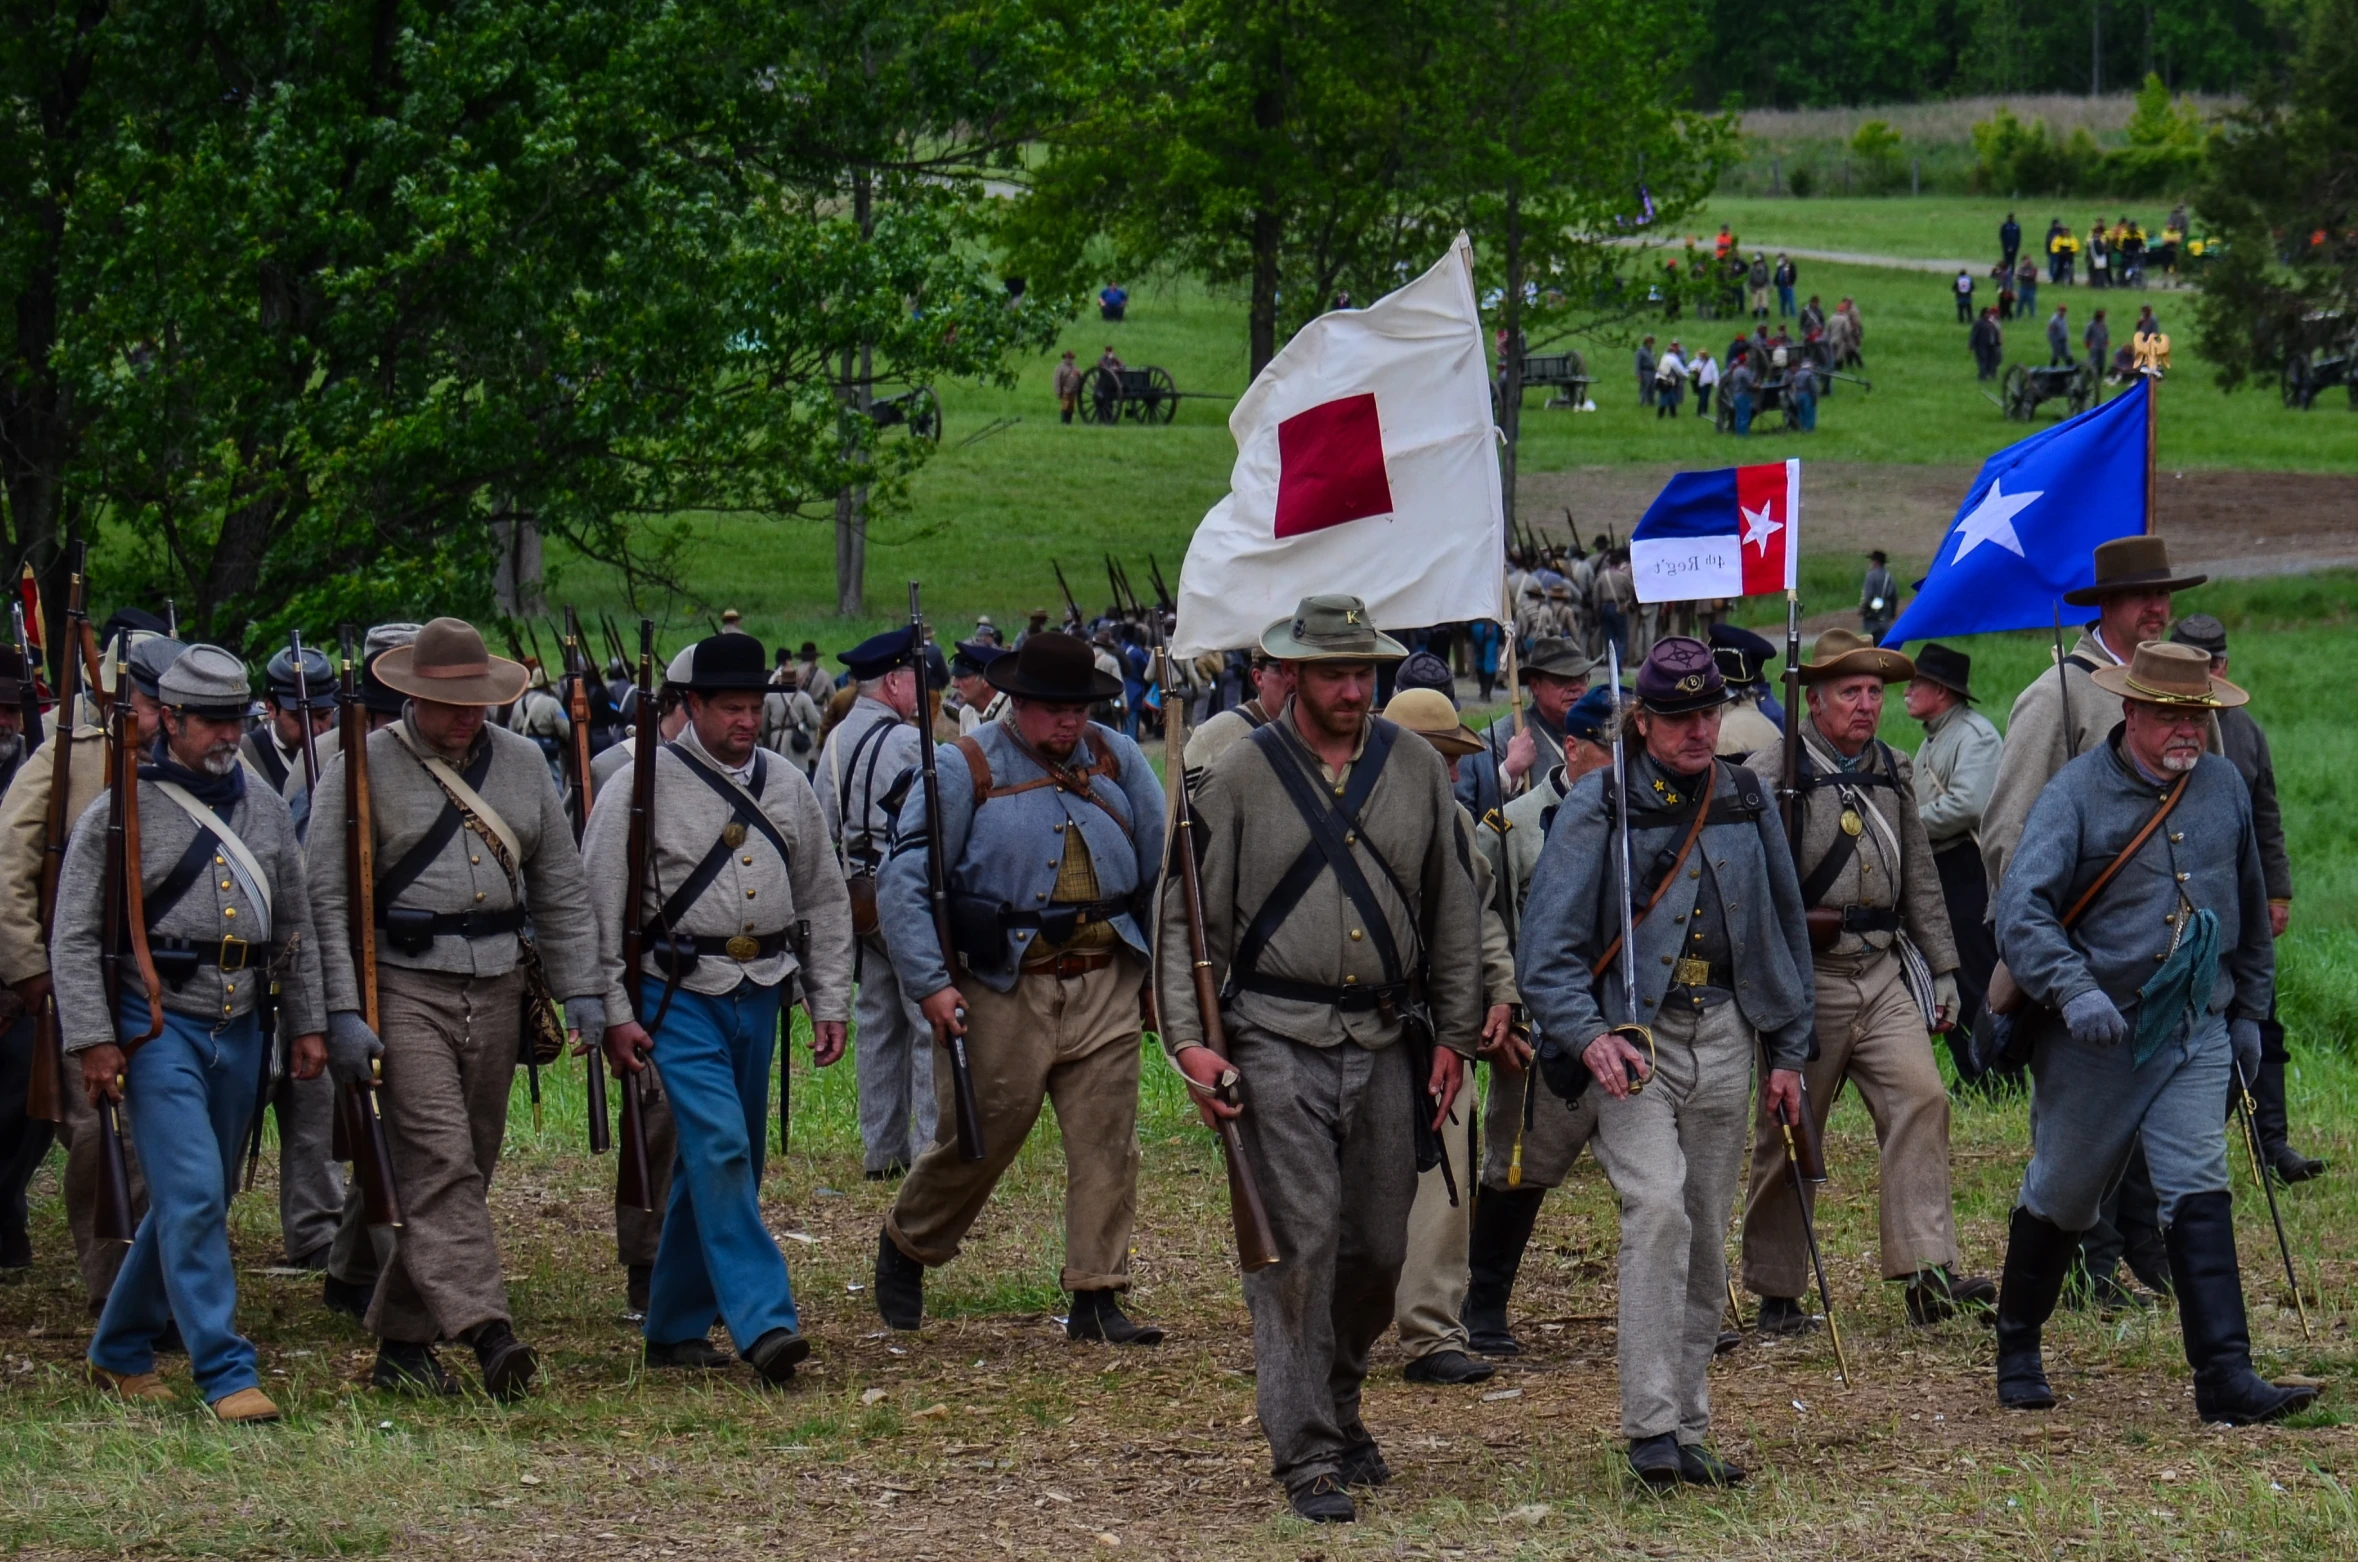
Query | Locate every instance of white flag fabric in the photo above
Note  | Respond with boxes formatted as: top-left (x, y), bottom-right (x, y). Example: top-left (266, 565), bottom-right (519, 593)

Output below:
top-left (1172, 234), bottom-right (1503, 657)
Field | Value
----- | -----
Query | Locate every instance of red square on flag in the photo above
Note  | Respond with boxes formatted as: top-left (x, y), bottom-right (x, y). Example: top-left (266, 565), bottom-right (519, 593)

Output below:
top-left (1274, 393), bottom-right (1394, 539)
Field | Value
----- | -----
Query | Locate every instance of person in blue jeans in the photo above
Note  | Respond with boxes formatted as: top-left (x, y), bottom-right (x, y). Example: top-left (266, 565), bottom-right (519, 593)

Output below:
top-left (1725, 356), bottom-right (1756, 434)
top-left (590, 632), bottom-right (857, 1384)
top-left (54, 645), bottom-right (328, 1423)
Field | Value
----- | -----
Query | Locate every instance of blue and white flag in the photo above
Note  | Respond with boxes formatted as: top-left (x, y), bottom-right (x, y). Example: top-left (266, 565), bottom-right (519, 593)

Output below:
top-left (1629, 459), bottom-right (1799, 603)
top-left (1883, 378), bottom-right (2151, 645)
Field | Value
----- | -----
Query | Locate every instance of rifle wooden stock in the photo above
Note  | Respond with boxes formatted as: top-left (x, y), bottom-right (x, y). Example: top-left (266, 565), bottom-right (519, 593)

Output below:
top-left (337, 626), bottom-right (403, 1227)
top-left (24, 569), bottom-right (89, 1125)
top-left (910, 582), bottom-right (986, 1162)
top-left (94, 651), bottom-right (161, 1243)
top-left (561, 609), bottom-right (596, 843)
top-left (612, 620), bottom-right (658, 1209)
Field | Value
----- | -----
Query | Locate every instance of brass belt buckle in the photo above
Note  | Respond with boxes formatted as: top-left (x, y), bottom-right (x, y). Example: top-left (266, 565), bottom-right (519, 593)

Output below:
top-left (218, 934), bottom-right (250, 972)
top-left (724, 934), bottom-right (762, 962)
top-left (1672, 956), bottom-right (1712, 986)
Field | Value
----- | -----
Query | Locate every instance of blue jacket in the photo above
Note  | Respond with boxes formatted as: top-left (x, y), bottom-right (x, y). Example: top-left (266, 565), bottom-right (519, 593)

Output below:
top-left (1995, 736), bottom-right (2272, 1031)
top-left (1519, 755), bottom-right (1816, 1069)
top-left (879, 720), bottom-right (1165, 996)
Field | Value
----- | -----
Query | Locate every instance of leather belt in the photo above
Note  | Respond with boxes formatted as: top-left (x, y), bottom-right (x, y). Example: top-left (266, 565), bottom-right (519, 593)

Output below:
top-left (1022, 949), bottom-right (1118, 981)
top-left (377, 906), bottom-right (526, 939)
top-left (1830, 905), bottom-right (1902, 933)
top-left (147, 934), bottom-right (278, 972)
top-left (675, 930), bottom-right (790, 963)
top-left (1234, 972), bottom-right (1412, 1014)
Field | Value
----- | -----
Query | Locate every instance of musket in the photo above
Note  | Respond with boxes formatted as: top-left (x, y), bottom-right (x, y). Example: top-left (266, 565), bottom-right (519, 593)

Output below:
top-left (1114, 558), bottom-right (1144, 620)
top-left (560, 608), bottom-right (596, 842)
top-left (601, 614), bottom-right (629, 670)
top-left (1155, 636), bottom-right (1278, 1269)
top-left (1775, 592), bottom-right (1830, 1184)
top-left (612, 620), bottom-right (658, 1207)
top-left (1780, 1109), bottom-right (1850, 1384)
top-left (1105, 556), bottom-right (1126, 620)
top-left (24, 553), bottom-right (90, 1124)
top-left (2232, 1059), bottom-right (2312, 1339)
top-left (94, 639), bottom-right (162, 1242)
top-left (336, 624), bottom-right (403, 1229)
top-left (910, 581), bottom-right (986, 1161)
top-left (12, 605), bottom-right (43, 753)
top-left (1147, 555), bottom-right (1175, 613)
top-left (1050, 561), bottom-right (1084, 632)
top-left (288, 632), bottom-right (323, 795)
top-left (163, 600), bottom-right (177, 639)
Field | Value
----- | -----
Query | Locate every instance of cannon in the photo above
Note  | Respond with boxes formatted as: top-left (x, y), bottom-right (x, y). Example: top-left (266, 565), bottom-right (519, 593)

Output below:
top-left (868, 385), bottom-right (943, 442)
top-left (2281, 346), bottom-right (2357, 410)
top-left (1502, 350), bottom-right (1591, 410)
top-left (1714, 366), bottom-right (1813, 433)
top-left (1079, 364), bottom-right (1187, 425)
top-left (2002, 360), bottom-right (2096, 421)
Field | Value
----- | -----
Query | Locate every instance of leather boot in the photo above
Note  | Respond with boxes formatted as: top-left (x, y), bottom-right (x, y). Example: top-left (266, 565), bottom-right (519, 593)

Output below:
top-left (2165, 1189), bottom-right (2318, 1426)
top-left (2252, 1058), bottom-right (2326, 1183)
top-left (1995, 1207), bottom-right (2076, 1411)
top-left (1463, 1186), bottom-right (1544, 1356)
top-left (467, 1319), bottom-right (538, 1402)
top-left (874, 1227), bottom-right (924, 1331)
top-left (1066, 1289), bottom-right (1164, 1346)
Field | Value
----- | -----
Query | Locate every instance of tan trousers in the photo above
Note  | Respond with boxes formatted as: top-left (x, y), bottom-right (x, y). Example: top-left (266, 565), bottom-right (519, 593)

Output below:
top-left (60, 1074), bottom-right (145, 1305)
top-left (1393, 1086), bottom-right (1472, 1358)
top-left (364, 965), bottom-right (525, 1343)
top-left (887, 952), bottom-right (1144, 1292)
top-left (1740, 949), bottom-right (1959, 1297)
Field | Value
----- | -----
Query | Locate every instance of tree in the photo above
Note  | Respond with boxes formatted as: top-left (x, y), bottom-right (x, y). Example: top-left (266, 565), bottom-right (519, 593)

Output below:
top-left (2191, 0), bottom-right (2358, 393)
top-left (1422, 0), bottom-right (1731, 531)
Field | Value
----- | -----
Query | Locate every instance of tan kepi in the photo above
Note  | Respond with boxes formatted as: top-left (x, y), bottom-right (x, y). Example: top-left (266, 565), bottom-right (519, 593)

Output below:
top-left (372, 617), bottom-right (529, 707)
top-left (2090, 640), bottom-right (2248, 709)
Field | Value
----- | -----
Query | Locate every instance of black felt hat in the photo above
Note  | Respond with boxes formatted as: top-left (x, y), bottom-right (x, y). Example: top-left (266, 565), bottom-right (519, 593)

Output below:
top-left (1913, 643), bottom-right (1975, 702)
top-left (678, 632), bottom-right (770, 693)
top-left (984, 633), bottom-right (1122, 702)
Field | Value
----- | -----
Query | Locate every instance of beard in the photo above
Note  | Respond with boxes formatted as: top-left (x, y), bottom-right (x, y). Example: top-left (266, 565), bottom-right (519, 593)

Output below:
top-left (199, 742), bottom-right (241, 777)
top-left (0, 731), bottom-right (19, 769)
top-left (2159, 746), bottom-right (2200, 773)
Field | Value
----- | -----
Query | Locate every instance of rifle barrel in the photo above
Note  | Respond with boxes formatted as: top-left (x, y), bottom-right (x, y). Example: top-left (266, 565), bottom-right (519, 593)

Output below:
top-left (611, 620), bottom-right (657, 1201)
top-left (911, 581), bottom-right (986, 1162)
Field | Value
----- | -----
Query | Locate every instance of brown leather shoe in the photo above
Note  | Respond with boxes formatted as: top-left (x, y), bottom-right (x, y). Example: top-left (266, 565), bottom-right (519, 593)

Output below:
top-left (91, 1367), bottom-right (175, 1403)
top-left (210, 1387), bottom-right (282, 1424)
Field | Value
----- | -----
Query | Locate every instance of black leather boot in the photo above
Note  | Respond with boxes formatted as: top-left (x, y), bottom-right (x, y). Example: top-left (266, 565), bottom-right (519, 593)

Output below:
top-left (874, 1227), bottom-right (924, 1331)
top-left (1995, 1207), bottom-right (2076, 1410)
top-left (2165, 1190), bottom-right (2318, 1426)
top-left (372, 1339), bottom-right (460, 1396)
top-left (1067, 1289), bottom-right (1164, 1347)
top-left (467, 1319), bottom-right (538, 1402)
top-left (2252, 1059), bottom-right (2326, 1183)
top-left (1463, 1186), bottom-right (1544, 1356)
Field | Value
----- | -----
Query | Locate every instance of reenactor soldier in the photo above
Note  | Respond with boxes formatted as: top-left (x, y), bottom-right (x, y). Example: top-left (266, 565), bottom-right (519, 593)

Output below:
top-left (870, 632), bottom-right (1165, 1342)
top-left (1989, 642), bottom-right (2313, 1426)
top-left (947, 639), bottom-right (1009, 735)
top-left (589, 632), bottom-right (855, 1382)
top-left (1739, 631), bottom-right (1990, 1330)
top-left (0, 632), bottom-right (180, 1302)
top-left (242, 642), bottom-right (337, 807)
top-left (1904, 645), bottom-right (2005, 1078)
top-left (1182, 641), bottom-right (1291, 776)
top-left (761, 662), bottom-right (825, 776)
top-left (1378, 688), bottom-right (1519, 1388)
top-left (1860, 550), bottom-right (1899, 641)
top-left (1156, 595), bottom-right (1482, 1524)
top-left (1706, 624), bottom-right (1783, 760)
top-left (2168, 615), bottom-right (2320, 1181)
top-left (506, 659), bottom-right (571, 785)
top-left (1518, 638), bottom-right (1814, 1489)
top-left (0, 647), bottom-right (30, 795)
top-left (1013, 609), bottom-right (1052, 650)
top-left (1464, 686), bottom-right (1615, 1356)
top-left (59, 646), bottom-right (326, 1422)
top-left (304, 617), bottom-right (602, 1399)
top-left (1455, 639), bottom-right (1592, 816)
top-left (817, 630), bottom-right (932, 1179)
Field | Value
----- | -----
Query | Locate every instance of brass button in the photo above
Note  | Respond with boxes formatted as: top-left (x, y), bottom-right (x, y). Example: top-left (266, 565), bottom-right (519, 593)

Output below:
top-left (1349, 929), bottom-right (1363, 941)
top-left (1688, 868), bottom-right (1700, 879)
top-left (2156, 952), bottom-right (2167, 962)
top-left (2170, 832), bottom-right (2184, 843)
top-left (1345, 831), bottom-right (1357, 846)
top-left (1053, 822), bottom-right (1064, 832)
top-left (2176, 872), bottom-right (2189, 882)
top-left (219, 880), bottom-right (232, 890)
top-left (741, 855), bottom-right (753, 865)
top-left (225, 983), bottom-right (235, 995)
top-left (223, 1005), bottom-right (233, 1015)
top-left (1660, 954), bottom-right (1673, 965)
top-left (1343, 974), bottom-right (1357, 985)
top-left (745, 889), bottom-right (757, 899)
top-left (1673, 912), bottom-right (1686, 922)
top-left (223, 907), bottom-right (236, 919)
top-left (215, 855), bottom-right (225, 865)
top-left (474, 891), bottom-right (485, 903)
top-left (470, 854), bottom-right (480, 865)
top-left (1036, 891), bottom-right (1047, 901)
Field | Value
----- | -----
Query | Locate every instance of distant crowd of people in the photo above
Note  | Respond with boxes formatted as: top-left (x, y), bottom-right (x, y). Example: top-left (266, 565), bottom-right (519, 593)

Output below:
top-left (1635, 295), bottom-right (1864, 435)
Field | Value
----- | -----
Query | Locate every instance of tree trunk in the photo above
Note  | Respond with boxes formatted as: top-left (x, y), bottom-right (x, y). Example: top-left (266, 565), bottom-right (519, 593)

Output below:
top-left (1497, 198), bottom-right (1525, 540)
top-left (1247, 63), bottom-right (1284, 379)
top-left (835, 172), bottom-right (876, 617)
top-left (492, 509), bottom-right (545, 617)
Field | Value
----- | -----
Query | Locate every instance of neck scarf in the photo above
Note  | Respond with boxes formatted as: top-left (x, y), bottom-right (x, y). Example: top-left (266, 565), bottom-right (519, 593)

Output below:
top-left (141, 738), bottom-right (247, 814)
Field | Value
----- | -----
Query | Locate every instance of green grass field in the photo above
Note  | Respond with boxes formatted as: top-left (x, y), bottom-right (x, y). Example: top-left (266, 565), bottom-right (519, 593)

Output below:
top-left (1685, 195), bottom-right (2180, 267)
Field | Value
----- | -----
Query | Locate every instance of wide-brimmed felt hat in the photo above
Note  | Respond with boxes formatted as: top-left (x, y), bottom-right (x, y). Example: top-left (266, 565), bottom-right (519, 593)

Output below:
top-left (1709, 623), bottom-right (1777, 685)
top-left (1912, 643), bottom-right (1975, 702)
top-left (1524, 639), bottom-right (1595, 682)
top-left (373, 617), bottom-right (529, 707)
top-left (1381, 688), bottom-right (1481, 757)
top-left (157, 644), bottom-right (252, 720)
top-left (2167, 613), bottom-right (2227, 658)
top-left (1260, 595), bottom-right (1407, 664)
top-left (1635, 636), bottom-right (1735, 714)
top-left (1800, 628), bottom-right (1915, 685)
top-left (2091, 640), bottom-right (2247, 709)
top-left (984, 632), bottom-right (1122, 703)
top-left (677, 632), bottom-right (770, 693)
top-left (2061, 535), bottom-right (2207, 607)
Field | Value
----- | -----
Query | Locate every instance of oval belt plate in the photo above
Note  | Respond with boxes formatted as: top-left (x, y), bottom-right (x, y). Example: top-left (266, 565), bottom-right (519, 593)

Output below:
top-left (725, 934), bottom-right (761, 961)
top-left (722, 821), bottom-right (748, 849)
top-left (1840, 808), bottom-right (1864, 837)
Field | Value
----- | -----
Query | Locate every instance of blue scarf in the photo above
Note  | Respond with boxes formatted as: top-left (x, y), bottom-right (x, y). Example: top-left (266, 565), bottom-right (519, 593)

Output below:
top-left (139, 739), bottom-right (247, 816)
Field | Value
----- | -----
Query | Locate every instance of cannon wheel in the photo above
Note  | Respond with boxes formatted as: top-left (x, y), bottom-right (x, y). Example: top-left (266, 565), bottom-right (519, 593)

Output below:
top-left (2281, 353), bottom-right (2312, 410)
top-left (1144, 365), bottom-right (1180, 425)
top-left (2066, 362), bottom-right (2096, 416)
top-left (2001, 364), bottom-right (2031, 421)
top-left (903, 385), bottom-right (942, 443)
top-left (1078, 365), bottom-right (1118, 425)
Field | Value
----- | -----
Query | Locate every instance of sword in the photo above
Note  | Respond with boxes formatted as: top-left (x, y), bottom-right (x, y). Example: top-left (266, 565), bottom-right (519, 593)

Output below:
top-left (1601, 645), bottom-right (1654, 1093)
top-left (1781, 1115), bottom-right (1851, 1384)
top-left (2232, 1059), bottom-right (2312, 1340)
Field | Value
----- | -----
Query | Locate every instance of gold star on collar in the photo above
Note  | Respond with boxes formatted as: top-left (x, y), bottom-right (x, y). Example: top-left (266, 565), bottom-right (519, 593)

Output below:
top-left (1651, 775), bottom-right (1684, 808)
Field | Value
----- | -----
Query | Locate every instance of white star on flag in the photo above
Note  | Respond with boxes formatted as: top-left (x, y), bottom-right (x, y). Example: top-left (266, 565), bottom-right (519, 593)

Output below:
top-left (1740, 500), bottom-right (1782, 557)
top-left (1950, 478), bottom-right (2043, 562)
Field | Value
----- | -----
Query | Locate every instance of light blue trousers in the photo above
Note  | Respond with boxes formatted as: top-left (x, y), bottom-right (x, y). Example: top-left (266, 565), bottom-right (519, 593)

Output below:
top-left (643, 978), bottom-right (799, 1350)
top-left (2021, 1008), bottom-right (2231, 1232)
top-left (87, 1006), bottom-right (266, 1402)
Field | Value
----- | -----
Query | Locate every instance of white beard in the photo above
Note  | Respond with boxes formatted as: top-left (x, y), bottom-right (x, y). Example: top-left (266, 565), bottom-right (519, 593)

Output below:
top-left (200, 745), bottom-right (240, 777)
top-left (2159, 748), bottom-right (2200, 773)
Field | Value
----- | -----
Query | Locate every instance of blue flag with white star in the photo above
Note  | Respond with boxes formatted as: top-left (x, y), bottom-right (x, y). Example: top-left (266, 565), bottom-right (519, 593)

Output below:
top-left (1882, 377), bottom-right (2152, 645)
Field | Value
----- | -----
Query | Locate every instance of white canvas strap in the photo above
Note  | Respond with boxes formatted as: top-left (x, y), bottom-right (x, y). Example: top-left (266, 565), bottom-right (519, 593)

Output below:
top-left (388, 724), bottom-right (524, 864)
top-left (152, 780), bottom-right (274, 937)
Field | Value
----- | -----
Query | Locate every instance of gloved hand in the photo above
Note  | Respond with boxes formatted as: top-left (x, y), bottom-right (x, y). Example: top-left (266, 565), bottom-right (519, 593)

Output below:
top-left (1931, 972), bottom-right (1961, 1031)
top-left (326, 1011), bottom-right (384, 1085)
top-left (2229, 1017), bottom-right (2263, 1085)
top-left (566, 996), bottom-right (608, 1058)
top-left (2061, 989), bottom-right (2128, 1049)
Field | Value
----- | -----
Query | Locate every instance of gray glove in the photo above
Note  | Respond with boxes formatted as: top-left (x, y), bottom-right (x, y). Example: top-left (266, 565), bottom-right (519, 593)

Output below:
top-left (2229, 1017), bottom-right (2263, 1084)
top-left (2062, 989), bottom-right (2128, 1049)
top-left (566, 996), bottom-right (607, 1055)
top-left (326, 1011), bottom-right (383, 1085)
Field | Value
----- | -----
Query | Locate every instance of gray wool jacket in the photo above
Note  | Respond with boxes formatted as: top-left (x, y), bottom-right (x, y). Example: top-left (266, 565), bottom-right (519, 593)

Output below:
top-left (1995, 736), bottom-right (2272, 1030)
top-left (305, 716), bottom-right (599, 1013)
top-left (1518, 755), bottom-right (1815, 1069)
top-left (582, 726), bottom-right (856, 1022)
top-left (52, 766), bottom-right (326, 1051)
top-left (879, 719), bottom-right (1164, 997)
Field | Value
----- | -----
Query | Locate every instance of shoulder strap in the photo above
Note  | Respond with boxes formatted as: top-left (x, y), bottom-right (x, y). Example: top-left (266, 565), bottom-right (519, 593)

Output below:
top-left (963, 727), bottom-right (1136, 838)
top-left (2062, 653), bottom-right (2099, 675)
top-left (1588, 776), bottom-right (1712, 979)
top-left (150, 781), bottom-right (273, 933)
top-left (663, 742), bottom-right (793, 866)
top-left (1229, 722), bottom-right (1404, 989)
top-left (837, 715), bottom-right (894, 824)
top-left (2061, 768), bottom-right (2191, 928)
top-left (140, 825), bottom-right (224, 929)
top-left (954, 734), bottom-right (992, 805)
top-left (389, 725), bottom-right (524, 863)
top-left (375, 736), bottom-right (497, 909)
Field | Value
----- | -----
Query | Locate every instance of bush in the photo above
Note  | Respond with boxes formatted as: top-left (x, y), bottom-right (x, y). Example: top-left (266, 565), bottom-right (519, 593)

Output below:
top-left (1786, 163), bottom-right (1816, 197)
top-left (1850, 118), bottom-right (1908, 193)
top-left (1970, 81), bottom-right (2207, 198)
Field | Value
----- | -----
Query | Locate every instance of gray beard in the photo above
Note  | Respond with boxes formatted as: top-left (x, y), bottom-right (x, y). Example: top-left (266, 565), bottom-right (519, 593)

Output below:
top-left (0, 732), bottom-right (20, 769)
top-left (200, 744), bottom-right (240, 777)
top-left (2159, 749), bottom-right (2200, 773)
